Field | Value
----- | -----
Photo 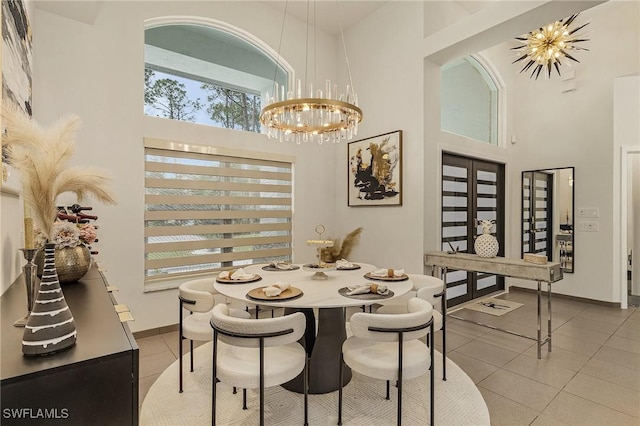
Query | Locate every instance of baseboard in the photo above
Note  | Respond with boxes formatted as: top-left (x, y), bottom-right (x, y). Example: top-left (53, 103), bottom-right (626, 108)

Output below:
top-left (132, 323), bottom-right (179, 339)
top-left (509, 286), bottom-right (621, 308)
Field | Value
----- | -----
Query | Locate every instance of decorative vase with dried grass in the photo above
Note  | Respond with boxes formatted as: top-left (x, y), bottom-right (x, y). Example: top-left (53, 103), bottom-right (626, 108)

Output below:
top-left (1, 101), bottom-right (116, 356)
top-left (320, 227), bottom-right (363, 263)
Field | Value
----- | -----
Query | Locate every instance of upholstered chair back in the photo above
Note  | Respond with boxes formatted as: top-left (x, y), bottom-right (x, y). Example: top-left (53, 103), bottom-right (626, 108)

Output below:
top-left (211, 304), bottom-right (305, 348)
top-left (349, 297), bottom-right (433, 342)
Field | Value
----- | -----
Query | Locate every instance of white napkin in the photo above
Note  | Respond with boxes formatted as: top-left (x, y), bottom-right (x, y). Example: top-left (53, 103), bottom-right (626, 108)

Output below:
top-left (336, 259), bottom-right (354, 269)
top-left (346, 284), bottom-right (388, 296)
top-left (263, 281), bottom-right (291, 297)
top-left (218, 268), bottom-right (255, 280)
top-left (232, 268), bottom-right (255, 280)
top-left (270, 261), bottom-right (295, 270)
top-left (369, 268), bottom-right (405, 278)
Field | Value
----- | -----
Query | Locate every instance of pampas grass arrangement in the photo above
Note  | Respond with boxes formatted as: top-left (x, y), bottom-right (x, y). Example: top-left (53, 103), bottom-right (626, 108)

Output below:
top-left (1, 101), bottom-right (116, 241)
top-left (321, 227), bottom-right (363, 263)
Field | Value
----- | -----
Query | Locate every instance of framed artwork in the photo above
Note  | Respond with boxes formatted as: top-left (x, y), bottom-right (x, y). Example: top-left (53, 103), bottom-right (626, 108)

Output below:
top-left (348, 130), bottom-right (402, 206)
top-left (2, 0), bottom-right (33, 170)
top-left (2, 0), bottom-right (33, 116)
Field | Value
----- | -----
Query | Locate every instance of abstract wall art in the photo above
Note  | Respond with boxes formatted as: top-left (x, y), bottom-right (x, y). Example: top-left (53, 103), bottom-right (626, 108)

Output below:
top-left (2, 0), bottom-right (33, 116)
top-left (348, 130), bottom-right (402, 207)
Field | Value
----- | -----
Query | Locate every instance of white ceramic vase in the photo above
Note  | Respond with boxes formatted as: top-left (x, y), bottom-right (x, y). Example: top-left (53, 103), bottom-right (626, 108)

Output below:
top-left (474, 220), bottom-right (499, 258)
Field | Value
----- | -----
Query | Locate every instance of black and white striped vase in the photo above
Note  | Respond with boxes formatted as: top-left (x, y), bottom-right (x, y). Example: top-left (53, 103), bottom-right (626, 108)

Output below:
top-left (22, 243), bottom-right (77, 356)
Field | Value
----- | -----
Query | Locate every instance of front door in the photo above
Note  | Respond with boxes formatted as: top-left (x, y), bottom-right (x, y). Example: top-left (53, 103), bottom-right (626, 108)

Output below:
top-left (441, 153), bottom-right (505, 307)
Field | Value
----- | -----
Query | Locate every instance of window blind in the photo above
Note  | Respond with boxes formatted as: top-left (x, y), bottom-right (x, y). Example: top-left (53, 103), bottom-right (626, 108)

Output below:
top-left (144, 144), bottom-right (293, 285)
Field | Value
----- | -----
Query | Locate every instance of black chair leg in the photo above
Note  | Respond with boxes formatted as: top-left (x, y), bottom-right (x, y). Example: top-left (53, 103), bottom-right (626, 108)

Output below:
top-left (304, 356), bottom-right (309, 426)
top-left (233, 386), bottom-right (237, 394)
top-left (190, 340), bottom-right (194, 372)
top-left (212, 334), bottom-right (218, 426)
top-left (397, 332), bottom-right (404, 426)
top-left (386, 380), bottom-right (390, 400)
top-left (242, 389), bottom-right (247, 410)
top-left (430, 323), bottom-right (435, 425)
top-left (179, 303), bottom-right (184, 393)
top-left (338, 353), bottom-right (344, 425)
top-left (397, 377), bottom-right (403, 426)
top-left (442, 322), bottom-right (447, 381)
top-left (179, 334), bottom-right (183, 393)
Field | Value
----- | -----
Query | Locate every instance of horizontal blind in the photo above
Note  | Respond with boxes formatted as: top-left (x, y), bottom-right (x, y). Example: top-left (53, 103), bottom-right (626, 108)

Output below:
top-left (144, 146), bottom-right (293, 284)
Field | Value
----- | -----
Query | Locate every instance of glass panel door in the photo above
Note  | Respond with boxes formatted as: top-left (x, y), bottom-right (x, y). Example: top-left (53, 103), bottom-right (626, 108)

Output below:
top-left (522, 171), bottom-right (553, 260)
top-left (442, 156), bottom-right (471, 303)
top-left (441, 154), bottom-right (505, 306)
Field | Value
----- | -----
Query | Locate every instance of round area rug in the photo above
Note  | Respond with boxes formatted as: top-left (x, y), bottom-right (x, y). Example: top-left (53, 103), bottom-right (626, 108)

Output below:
top-left (140, 342), bottom-right (489, 425)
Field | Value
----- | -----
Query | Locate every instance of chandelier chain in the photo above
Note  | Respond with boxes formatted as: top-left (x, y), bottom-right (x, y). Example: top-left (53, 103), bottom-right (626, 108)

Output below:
top-left (260, 0), bottom-right (363, 144)
top-left (337, 0), bottom-right (356, 95)
top-left (271, 0), bottom-right (289, 93)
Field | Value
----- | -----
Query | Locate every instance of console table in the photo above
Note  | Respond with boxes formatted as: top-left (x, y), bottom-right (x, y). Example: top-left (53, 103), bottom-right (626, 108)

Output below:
top-left (424, 251), bottom-right (563, 359)
top-left (1, 266), bottom-right (138, 425)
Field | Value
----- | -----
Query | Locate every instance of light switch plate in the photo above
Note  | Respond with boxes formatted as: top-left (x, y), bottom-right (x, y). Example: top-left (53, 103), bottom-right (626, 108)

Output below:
top-left (577, 207), bottom-right (599, 218)
top-left (577, 221), bottom-right (599, 231)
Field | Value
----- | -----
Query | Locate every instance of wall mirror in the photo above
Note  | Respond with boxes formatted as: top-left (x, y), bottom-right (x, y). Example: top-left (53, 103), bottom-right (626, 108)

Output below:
top-left (521, 167), bottom-right (574, 273)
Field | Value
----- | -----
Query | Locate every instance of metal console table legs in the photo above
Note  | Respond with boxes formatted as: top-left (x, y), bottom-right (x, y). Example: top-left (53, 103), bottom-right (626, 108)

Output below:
top-left (425, 252), bottom-right (563, 359)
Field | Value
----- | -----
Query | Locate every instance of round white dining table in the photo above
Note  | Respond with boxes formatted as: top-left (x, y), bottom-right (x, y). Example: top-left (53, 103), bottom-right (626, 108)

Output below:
top-left (214, 263), bottom-right (413, 394)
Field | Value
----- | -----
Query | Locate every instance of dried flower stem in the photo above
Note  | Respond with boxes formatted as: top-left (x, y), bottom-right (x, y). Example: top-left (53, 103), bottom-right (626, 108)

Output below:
top-left (321, 227), bottom-right (363, 263)
top-left (1, 101), bottom-right (116, 240)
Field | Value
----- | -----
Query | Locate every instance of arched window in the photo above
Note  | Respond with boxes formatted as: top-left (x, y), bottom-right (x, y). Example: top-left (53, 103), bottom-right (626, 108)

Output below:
top-left (441, 55), bottom-right (502, 145)
top-left (144, 19), bottom-right (289, 133)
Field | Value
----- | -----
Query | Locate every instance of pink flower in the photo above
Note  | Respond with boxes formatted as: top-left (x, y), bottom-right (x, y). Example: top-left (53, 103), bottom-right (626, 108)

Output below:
top-left (78, 224), bottom-right (97, 245)
top-left (34, 221), bottom-right (99, 249)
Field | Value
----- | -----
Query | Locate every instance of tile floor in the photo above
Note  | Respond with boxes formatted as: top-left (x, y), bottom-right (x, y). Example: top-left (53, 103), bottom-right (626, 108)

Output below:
top-left (136, 290), bottom-right (640, 425)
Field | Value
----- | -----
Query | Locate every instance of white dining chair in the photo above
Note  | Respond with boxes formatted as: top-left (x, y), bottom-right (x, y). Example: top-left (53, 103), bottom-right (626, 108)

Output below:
top-left (210, 304), bottom-right (309, 426)
top-left (339, 297), bottom-right (435, 426)
top-left (376, 274), bottom-right (448, 380)
top-left (178, 278), bottom-right (250, 393)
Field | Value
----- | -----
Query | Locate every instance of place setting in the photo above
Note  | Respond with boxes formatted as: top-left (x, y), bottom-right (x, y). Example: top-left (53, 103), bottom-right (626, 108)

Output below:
top-left (261, 261), bottom-right (300, 271)
top-left (334, 258), bottom-right (361, 270)
top-left (338, 282), bottom-right (394, 300)
top-left (364, 267), bottom-right (409, 281)
top-left (215, 268), bottom-right (262, 284)
top-left (246, 281), bottom-right (303, 302)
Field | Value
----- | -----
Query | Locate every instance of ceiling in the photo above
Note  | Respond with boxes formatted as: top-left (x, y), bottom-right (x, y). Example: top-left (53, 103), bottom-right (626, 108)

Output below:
top-left (33, 0), bottom-right (388, 31)
top-left (33, 1), bottom-right (500, 35)
top-left (35, 0), bottom-right (104, 25)
top-left (263, 1), bottom-right (388, 36)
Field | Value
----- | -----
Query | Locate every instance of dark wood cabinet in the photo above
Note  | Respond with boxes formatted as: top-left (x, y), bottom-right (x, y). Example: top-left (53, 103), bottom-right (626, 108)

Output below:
top-left (1, 266), bottom-right (138, 425)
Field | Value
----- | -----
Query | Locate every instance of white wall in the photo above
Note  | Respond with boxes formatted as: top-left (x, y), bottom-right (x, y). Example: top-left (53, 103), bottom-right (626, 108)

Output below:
top-left (7, 0), bottom-right (639, 331)
top-left (508, 2), bottom-right (639, 301)
top-left (30, 1), bottom-right (342, 332)
top-left (1, 0), bottom-right (36, 295)
top-left (0, 187), bottom-right (23, 294)
top-left (614, 74), bottom-right (640, 308)
top-left (632, 154), bottom-right (640, 296)
top-left (342, 0), bottom-right (639, 304)
top-left (333, 1), bottom-right (426, 272)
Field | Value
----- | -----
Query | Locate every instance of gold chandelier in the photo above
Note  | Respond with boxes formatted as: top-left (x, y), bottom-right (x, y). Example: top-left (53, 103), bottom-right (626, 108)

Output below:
top-left (260, 1), bottom-right (363, 144)
top-left (512, 13), bottom-right (589, 80)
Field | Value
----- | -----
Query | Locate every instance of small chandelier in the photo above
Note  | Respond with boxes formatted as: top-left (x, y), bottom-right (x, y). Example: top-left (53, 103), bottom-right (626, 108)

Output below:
top-left (260, 1), bottom-right (363, 144)
top-left (511, 13), bottom-right (589, 80)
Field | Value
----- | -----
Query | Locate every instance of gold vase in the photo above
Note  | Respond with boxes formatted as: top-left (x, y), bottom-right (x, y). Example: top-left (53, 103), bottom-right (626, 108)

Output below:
top-left (35, 245), bottom-right (92, 283)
